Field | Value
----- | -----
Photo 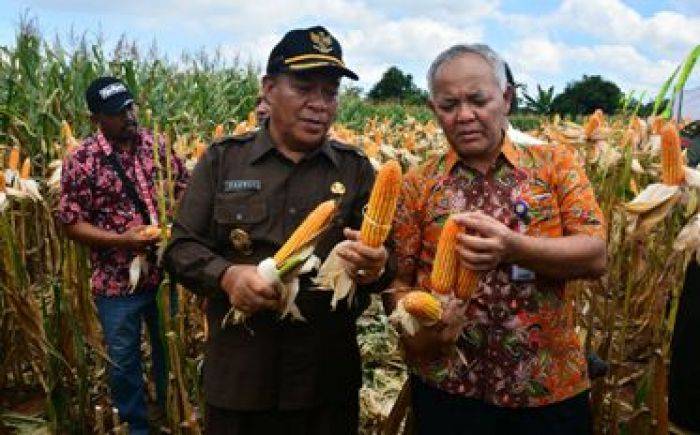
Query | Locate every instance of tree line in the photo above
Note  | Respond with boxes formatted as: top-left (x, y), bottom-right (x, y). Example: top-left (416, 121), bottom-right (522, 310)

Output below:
top-left (365, 65), bottom-right (661, 117)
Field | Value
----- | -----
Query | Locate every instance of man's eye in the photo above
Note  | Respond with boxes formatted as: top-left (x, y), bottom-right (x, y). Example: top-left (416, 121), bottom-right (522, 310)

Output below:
top-left (293, 83), bottom-right (313, 93)
top-left (439, 102), bottom-right (457, 111)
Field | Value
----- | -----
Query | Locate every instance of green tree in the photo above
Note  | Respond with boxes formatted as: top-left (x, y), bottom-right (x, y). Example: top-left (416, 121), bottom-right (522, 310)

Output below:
top-left (523, 85), bottom-right (555, 114)
top-left (551, 75), bottom-right (622, 116)
top-left (368, 66), bottom-right (427, 104)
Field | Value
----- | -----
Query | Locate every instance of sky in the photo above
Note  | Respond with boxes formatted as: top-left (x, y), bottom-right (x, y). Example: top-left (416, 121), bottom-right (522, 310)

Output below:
top-left (1, 0), bottom-right (699, 100)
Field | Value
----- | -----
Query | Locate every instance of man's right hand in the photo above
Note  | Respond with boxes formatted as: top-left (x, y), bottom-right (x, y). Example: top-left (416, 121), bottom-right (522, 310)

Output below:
top-left (399, 297), bottom-right (467, 363)
top-left (119, 225), bottom-right (161, 250)
top-left (219, 265), bottom-right (280, 315)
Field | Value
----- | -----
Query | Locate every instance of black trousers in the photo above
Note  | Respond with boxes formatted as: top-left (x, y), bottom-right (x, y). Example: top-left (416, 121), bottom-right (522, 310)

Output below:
top-left (205, 397), bottom-right (359, 435)
top-left (410, 376), bottom-right (592, 435)
top-left (670, 260), bottom-right (700, 432)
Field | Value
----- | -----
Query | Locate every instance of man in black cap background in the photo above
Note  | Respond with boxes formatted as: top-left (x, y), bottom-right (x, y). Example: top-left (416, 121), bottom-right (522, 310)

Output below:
top-left (165, 26), bottom-right (394, 434)
top-left (56, 77), bottom-right (188, 434)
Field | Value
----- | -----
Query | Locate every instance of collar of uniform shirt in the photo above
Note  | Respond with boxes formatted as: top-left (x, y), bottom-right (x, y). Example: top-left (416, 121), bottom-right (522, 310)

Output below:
top-left (443, 135), bottom-right (519, 175)
top-left (247, 123), bottom-right (341, 168)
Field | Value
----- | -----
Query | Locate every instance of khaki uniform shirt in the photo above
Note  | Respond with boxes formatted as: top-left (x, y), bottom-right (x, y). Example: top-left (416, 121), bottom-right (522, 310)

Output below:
top-left (164, 125), bottom-right (394, 410)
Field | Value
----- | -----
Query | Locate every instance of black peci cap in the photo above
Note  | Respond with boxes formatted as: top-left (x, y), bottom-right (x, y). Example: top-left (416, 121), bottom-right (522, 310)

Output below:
top-left (266, 26), bottom-right (358, 80)
top-left (85, 76), bottom-right (134, 115)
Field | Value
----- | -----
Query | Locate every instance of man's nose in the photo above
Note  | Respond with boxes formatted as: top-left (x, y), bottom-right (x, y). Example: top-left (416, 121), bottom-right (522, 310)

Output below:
top-left (307, 88), bottom-right (334, 110)
top-left (455, 103), bottom-right (476, 122)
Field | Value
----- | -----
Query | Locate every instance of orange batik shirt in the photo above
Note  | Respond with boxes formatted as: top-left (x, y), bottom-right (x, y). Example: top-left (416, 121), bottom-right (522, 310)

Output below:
top-left (392, 137), bottom-right (605, 407)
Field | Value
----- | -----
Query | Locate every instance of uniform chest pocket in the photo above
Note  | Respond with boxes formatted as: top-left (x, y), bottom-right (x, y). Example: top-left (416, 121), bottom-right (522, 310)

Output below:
top-left (214, 193), bottom-right (268, 225)
top-left (213, 193), bottom-right (268, 249)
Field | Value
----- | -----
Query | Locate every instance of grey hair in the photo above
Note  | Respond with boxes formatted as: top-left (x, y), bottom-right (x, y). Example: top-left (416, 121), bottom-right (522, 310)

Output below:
top-left (427, 44), bottom-right (508, 96)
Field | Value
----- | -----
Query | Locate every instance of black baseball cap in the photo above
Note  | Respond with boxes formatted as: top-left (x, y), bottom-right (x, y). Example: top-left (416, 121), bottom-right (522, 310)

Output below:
top-left (266, 26), bottom-right (358, 80)
top-left (85, 76), bottom-right (134, 115)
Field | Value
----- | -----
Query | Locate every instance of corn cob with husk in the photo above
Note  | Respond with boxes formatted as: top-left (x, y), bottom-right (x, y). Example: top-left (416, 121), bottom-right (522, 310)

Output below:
top-left (20, 158), bottom-right (30, 179)
top-left (650, 116), bottom-right (666, 135)
top-left (274, 199), bottom-right (337, 267)
top-left (315, 162), bottom-right (402, 309)
top-left (389, 290), bottom-right (442, 336)
top-left (660, 123), bottom-right (685, 186)
top-left (0, 171), bottom-right (6, 213)
top-left (224, 199), bottom-right (338, 325)
top-left (213, 124), bottom-right (225, 139)
top-left (4, 146), bottom-right (20, 186)
top-left (4, 152), bottom-right (41, 201)
top-left (60, 120), bottom-right (80, 153)
top-left (583, 111), bottom-right (602, 139)
top-left (8, 147), bottom-right (20, 171)
top-left (430, 217), bottom-right (461, 295)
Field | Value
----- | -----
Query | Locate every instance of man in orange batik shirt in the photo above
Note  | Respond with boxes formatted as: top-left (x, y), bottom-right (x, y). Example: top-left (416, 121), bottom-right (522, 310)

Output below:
top-left (387, 44), bottom-right (606, 435)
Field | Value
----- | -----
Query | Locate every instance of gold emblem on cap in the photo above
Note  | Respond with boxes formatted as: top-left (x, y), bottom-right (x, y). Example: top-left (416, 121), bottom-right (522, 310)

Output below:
top-left (310, 31), bottom-right (333, 54)
top-left (229, 228), bottom-right (253, 255)
top-left (330, 181), bottom-right (346, 195)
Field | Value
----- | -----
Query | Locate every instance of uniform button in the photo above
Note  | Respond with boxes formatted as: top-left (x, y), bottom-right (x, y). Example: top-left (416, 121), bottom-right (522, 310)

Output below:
top-left (289, 207), bottom-right (297, 215)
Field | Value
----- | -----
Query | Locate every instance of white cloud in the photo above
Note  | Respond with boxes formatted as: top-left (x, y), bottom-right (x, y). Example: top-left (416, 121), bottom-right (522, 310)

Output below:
top-left (509, 37), bottom-right (566, 74)
top-left (4, 0), bottom-right (698, 97)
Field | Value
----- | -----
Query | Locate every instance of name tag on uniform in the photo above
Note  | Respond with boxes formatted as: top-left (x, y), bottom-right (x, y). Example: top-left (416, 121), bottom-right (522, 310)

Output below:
top-left (224, 179), bottom-right (261, 192)
top-left (511, 264), bottom-right (536, 282)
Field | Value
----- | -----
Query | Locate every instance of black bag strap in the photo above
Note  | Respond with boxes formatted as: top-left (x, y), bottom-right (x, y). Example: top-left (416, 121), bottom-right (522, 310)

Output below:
top-left (102, 152), bottom-right (151, 225)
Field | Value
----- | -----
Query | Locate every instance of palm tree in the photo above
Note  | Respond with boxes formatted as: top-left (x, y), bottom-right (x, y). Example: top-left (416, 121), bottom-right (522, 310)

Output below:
top-left (523, 85), bottom-right (555, 115)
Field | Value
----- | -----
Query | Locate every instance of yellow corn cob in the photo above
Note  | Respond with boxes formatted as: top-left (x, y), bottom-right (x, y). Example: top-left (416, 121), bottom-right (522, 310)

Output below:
top-left (402, 290), bottom-right (442, 324)
top-left (455, 267), bottom-right (482, 301)
top-left (213, 124), bottom-right (225, 139)
top-left (273, 199), bottom-right (337, 267)
top-left (404, 131), bottom-right (416, 152)
top-left (364, 136), bottom-right (379, 159)
top-left (583, 112), bottom-right (602, 138)
top-left (651, 117), bottom-right (666, 135)
top-left (20, 157), bottom-right (31, 179)
top-left (139, 225), bottom-right (161, 238)
top-left (360, 160), bottom-right (402, 247)
top-left (247, 110), bottom-right (257, 127)
top-left (60, 120), bottom-right (73, 142)
top-left (660, 123), bottom-right (685, 186)
top-left (629, 178), bottom-right (639, 195)
top-left (193, 140), bottom-right (207, 161)
top-left (8, 147), bottom-right (20, 171)
top-left (430, 217), bottom-right (460, 295)
top-left (233, 122), bottom-right (248, 135)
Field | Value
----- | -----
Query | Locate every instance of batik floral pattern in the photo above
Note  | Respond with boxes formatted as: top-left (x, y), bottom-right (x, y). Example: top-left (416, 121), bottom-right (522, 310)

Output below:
top-left (392, 138), bottom-right (604, 407)
top-left (57, 129), bottom-right (188, 297)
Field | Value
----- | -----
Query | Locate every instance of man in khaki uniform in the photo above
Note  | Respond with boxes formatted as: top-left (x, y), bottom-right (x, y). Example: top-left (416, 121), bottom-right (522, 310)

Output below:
top-left (165, 26), bottom-right (394, 434)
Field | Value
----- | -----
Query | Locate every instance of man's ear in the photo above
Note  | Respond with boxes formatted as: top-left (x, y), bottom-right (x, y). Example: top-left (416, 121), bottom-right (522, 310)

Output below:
top-left (503, 85), bottom-right (514, 115)
top-left (427, 97), bottom-right (437, 115)
top-left (261, 75), bottom-right (275, 99)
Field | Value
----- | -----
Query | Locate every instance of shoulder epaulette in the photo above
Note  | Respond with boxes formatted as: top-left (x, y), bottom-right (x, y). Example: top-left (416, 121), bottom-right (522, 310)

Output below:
top-left (211, 131), bottom-right (257, 148)
top-left (329, 139), bottom-right (366, 158)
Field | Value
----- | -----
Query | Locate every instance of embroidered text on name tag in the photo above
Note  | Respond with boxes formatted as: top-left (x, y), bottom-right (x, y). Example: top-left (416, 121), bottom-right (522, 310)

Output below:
top-left (224, 179), bottom-right (262, 192)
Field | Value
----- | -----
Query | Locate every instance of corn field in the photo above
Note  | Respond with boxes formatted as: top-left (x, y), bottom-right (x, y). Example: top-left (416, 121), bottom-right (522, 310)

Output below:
top-left (2, 18), bottom-right (700, 435)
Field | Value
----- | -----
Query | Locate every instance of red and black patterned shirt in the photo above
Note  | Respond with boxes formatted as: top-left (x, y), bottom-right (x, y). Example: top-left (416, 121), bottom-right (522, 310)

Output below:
top-left (57, 129), bottom-right (188, 297)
